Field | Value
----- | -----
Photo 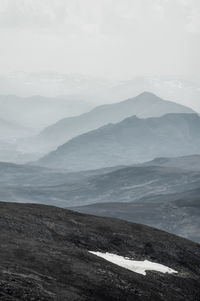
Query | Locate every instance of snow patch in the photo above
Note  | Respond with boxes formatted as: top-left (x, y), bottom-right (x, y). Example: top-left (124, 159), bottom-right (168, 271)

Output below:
top-left (89, 251), bottom-right (178, 276)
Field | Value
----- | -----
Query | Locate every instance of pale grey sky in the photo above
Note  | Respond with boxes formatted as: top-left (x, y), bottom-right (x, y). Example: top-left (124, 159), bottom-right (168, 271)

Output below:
top-left (0, 0), bottom-right (199, 80)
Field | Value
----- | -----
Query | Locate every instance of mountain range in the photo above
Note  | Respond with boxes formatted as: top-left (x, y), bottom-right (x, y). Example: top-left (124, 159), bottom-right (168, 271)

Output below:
top-left (0, 92), bottom-right (196, 162)
top-left (0, 155), bottom-right (199, 242)
top-left (1, 73), bottom-right (200, 112)
top-left (2, 162), bottom-right (200, 208)
top-left (1, 155), bottom-right (199, 207)
top-left (36, 113), bottom-right (200, 170)
top-left (0, 85), bottom-right (200, 301)
top-left (0, 201), bottom-right (199, 300)
top-left (34, 92), bottom-right (195, 153)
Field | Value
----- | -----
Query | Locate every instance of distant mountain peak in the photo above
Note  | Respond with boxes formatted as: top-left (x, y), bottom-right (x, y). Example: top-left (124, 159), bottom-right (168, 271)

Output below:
top-left (125, 91), bottom-right (162, 102)
top-left (31, 93), bottom-right (196, 155)
top-left (137, 91), bottom-right (160, 98)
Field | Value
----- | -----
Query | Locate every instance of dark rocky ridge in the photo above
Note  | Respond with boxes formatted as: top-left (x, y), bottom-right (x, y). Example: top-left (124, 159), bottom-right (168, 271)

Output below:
top-left (0, 202), bottom-right (200, 300)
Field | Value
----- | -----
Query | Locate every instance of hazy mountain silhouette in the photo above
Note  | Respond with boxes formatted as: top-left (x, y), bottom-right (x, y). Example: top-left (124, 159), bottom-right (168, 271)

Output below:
top-left (35, 92), bottom-right (195, 152)
top-left (1, 73), bottom-right (200, 112)
top-left (36, 113), bottom-right (200, 170)
top-left (0, 94), bottom-right (93, 130)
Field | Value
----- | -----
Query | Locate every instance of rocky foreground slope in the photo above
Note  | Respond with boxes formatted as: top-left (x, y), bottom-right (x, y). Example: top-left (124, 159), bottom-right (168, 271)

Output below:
top-left (0, 202), bottom-right (199, 300)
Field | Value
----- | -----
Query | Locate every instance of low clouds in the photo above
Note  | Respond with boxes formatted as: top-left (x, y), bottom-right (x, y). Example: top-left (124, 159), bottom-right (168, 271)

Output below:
top-left (0, 0), bottom-right (199, 34)
top-left (0, 0), bottom-right (64, 28)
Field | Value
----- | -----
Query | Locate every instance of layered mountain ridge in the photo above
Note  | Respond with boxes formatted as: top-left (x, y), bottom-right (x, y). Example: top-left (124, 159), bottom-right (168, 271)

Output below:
top-left (36, 113), bottom-right (200, 170)
top-left (35, 92), bottom-right (195, 152)
top-left (0, 155), bottom-right (199, 242)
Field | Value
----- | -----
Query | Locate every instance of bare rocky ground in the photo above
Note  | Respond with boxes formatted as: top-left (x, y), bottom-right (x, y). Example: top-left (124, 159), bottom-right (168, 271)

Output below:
top-left (0, 202), bottom-right (200, 300)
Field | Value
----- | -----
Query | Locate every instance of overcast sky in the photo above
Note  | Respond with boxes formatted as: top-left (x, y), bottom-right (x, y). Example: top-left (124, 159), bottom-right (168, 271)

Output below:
top-left (0, 0), bottom-right (199, 80)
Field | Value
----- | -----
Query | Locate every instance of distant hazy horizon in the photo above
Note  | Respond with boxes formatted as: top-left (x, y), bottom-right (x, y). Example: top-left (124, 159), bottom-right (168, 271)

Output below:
top-left (0, 0), bottom-right (199, 113)
top-left (0, 72), bottom-right (199, 114)
top-left (0, 0), bottom-right (199, 79)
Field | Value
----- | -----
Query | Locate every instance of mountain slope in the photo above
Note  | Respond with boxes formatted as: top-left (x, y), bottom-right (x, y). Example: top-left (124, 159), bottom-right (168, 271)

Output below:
top-left (0, 202), bottom-right (199, 300)
top-left (1, 161), bottom-right (200, 209)
top-left (55, 164), bottom-right (200, 206)
top-left (140, 154), bottom-right (200, 171)
top-left (36, 113), bottom-right (200, 170)
top-left (0, 161), bottom-right (122, 187)
top-left (72, 188), bottom-right (200, 243)
top-left (36, 92), bottom-right (195, 152)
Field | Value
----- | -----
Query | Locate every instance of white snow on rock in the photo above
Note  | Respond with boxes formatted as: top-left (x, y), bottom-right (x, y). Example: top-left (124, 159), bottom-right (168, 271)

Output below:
top-left (89, 251), bottom-right (178, 276)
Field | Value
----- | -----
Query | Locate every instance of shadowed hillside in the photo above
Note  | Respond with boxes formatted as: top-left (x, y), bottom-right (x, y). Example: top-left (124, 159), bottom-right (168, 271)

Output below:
top-left (0, 202), bottom-right (199, 300)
